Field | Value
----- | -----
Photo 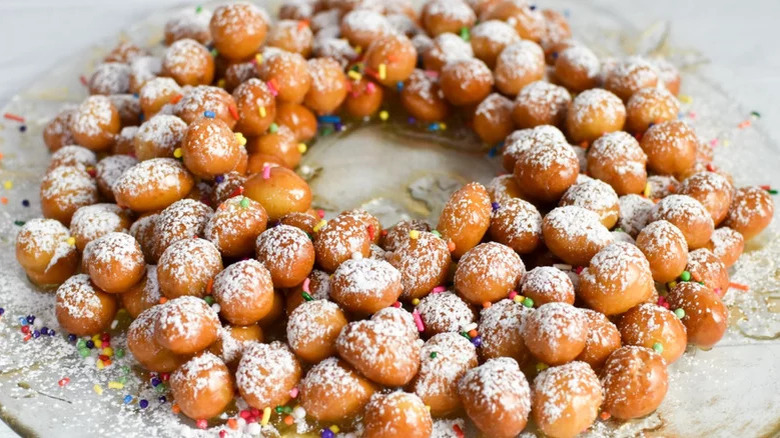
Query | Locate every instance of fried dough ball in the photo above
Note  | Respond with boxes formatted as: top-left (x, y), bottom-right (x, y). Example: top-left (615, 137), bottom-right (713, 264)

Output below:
top-left (478, 298), bottom-right (532, 364)
top-left (400, 69), bottom-right (450, 122)
top-left (164, 8), bottom-right (212, 45)
top-left (243, 166), bottom-right (312, 221)
top-left (532, 361), bottom-right (603, 438)
top-left (127, 305), bottom-right (188, 372)
top-left (440, 58), bottom-right (494, 107)
top-left (70, 96), bottom-right (121, 152)
top-left (40, 165), bottom-right (99, 226)
top-left (649, 194), bottom-right (714, 249)
top-left (678, 171), bottom-right (733, 226)
top-left (559, 179), bottom-right (620, 228)
top-left (565, 88), bottom-right (626, 145)
top-left (411, 333), bottom-right (478, 416)
top-left (723, 186), bottom-right (775, 240)
top-left (542, 206), bottom-right (613, 267)
top-left (174, 85), bottom-right (238, 129)
top-left (600, 346), bottom-right (668, 419)
top-left (170, 353), bottom-right (234, 420)
top-left (336, 307), bottom-right (421, 386)
top-left (554, 45), bottom-right (600, 92)
top-left (255, 224), bottom-right (315, 287)
top-left (236, 341), bottom-right (302, 411)
top-left (488, 197), bottom-right (543, 254)
top-left (455, 242), bottom-right (525, 305)
top-left (157, 238), bottom-right (223, 299)
top-left (285, 269), bottom-right (331, 314)
top-left (113, 158), bottom-right (195, 212)
top-left (16, 218), bottom-right (80, 285)
top-left (209, 2), bottom-right (268, 60)
top-left (512, 81), bottom-right (571, 129)
top-left (181, 117), bottom-right (241, 179)
top-left (287, 300), bottom-right (348, 363)
top-left (521, 266), bottom-right (575, 306)
top-left (587, 131), bottom-right (648, 196)
top-left (363, 392), bottom-right (433, 438)
top-left (304, 57), bottom-right (348, 115)
top-left (133, 115), bottom-right (187, 161)
top-left (267, 19), bottom-right (314, 57)
top-left (212, 259), bottom-right (274, 325)
top-left (619, 303), bottom-right (687, 364)
top-left (480, 0), bottom-right (545, 41)
top-left (625, 86), bottom-right (679, 133)
top-left (274, 102), bottom-right (317, 141)
top-left (330, 257), bottom-right (403, 314)
top-left (437, 182), bottom-right (492, 258)
top-left (162, 38), bottom-right (215, 86)
top-left (70, 204), bottom-right (131, 252)
top-left (422, 32), bottom-right (473, 73)
top-left (704, 227), bottom-right (744, 268)
top-left (83, 232), bottom-right (145, 294)
top-left (43, 106), bottom-right (78, 152)
top-left (415, 291), bottom-right (475, 337)
top-left (470, 20), bottom-right (520, 68)
top-left (635, 220), bottom-right (688, 283)
top-left (88, 62), bottom-right (130, 96)
top-left (204, 196), bottom-right (268, 257)
top-left (314, 213), bottom-right (372, 272)
top-left (120, 267), bottom-right (161, 319)
top-left (579, 242), bottom-right (654, 315)
top-left (340, 9), bottom-right (394, 49)
top-left (151, 198), bottom-right (213, 262)
top-left (502, 124), bottom-right (567, 172)
top-left (386, 231), bottom-right (450, 300)
top-left (666, 281), bottom-right (728, 349)
top-left (422, 0), bottom-right (476, 36)
top-left (523, 302), bottom-right (588, 365)
top-left (458, 357), bottom-right (531, 438)
top-left (299, 357), bottom-right (376, 422)
top-left (364, 34), bottom-right (418, 87)
top-left (232, 78), bottom-right (276, 136)
top-left (473, 93), bottom-right (515, 145)
top-left (246, 124), bottom-right (301, 168)
top-left (513, 137), bottom-right (579, 203)
top-left (640, 120), bottom-right (698, 177)
top-left (604, 57), bottom-right (659, 101)
top-left (576, 309), bottom-right (621, 370)
top-left (154, 295), bottom-right (220, 354)
top-left (686, 248), bottom-right (729, 298)
top-left (344, 77), bottom-right (385, 118)
top-left (55, 274), bottom-right (117, 336)
top-left (139, 77), bottom-right (181, 119)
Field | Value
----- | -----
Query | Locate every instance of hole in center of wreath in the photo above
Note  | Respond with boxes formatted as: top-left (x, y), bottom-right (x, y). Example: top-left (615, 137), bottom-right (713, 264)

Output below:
top-left (299, 121), bottom-right (501, 225)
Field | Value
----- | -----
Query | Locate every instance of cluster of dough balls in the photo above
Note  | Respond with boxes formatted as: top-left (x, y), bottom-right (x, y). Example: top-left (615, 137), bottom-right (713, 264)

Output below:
top-left (18, 0), bottom-right (775, 436)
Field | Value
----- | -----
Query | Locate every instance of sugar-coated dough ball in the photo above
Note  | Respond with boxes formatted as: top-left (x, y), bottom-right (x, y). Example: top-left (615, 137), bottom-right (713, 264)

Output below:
top-left (600, 346), bottom-right (668, 419)
top-left (458, 357), bottom-right (531, 438)
top-left (532, 361), bottom-right (603, 438)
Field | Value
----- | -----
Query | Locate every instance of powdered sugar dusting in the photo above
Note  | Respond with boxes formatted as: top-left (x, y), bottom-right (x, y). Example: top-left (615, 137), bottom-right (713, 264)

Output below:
top-left (287, 300), bottom-right (342, 352)
top-left (618, 194), bottom-right (654, 237)
top-left (55, 274), bottom-right (101, 320)
top-left (416, 291), bottom-right (475, 333)
top-left (236, 341), bottom-right (300, 406)
top-left (255, 225), bottom-right (312, 268)
top-left (458, 357), bottom-right (531, 416)
top-left (532, 361), bottom-right (602, 424)
top-left (171, 352), bottom-right (229, 399)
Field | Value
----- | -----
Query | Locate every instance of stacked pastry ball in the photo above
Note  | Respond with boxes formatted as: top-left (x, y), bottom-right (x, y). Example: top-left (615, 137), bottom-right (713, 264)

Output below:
top-left (17, 0), bottom-right (775, 437)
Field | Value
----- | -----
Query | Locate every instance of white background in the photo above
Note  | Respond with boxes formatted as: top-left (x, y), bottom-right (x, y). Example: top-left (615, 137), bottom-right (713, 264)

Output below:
top-left (1, 0), bottom-right (779, 436)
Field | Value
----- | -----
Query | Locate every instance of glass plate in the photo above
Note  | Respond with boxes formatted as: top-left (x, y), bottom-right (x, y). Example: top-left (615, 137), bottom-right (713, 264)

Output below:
top-left (0, 1), bottom-right (778, 437)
